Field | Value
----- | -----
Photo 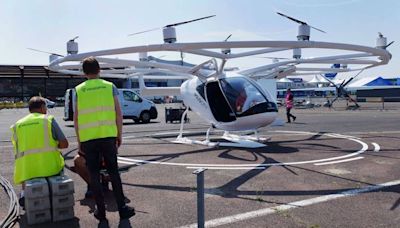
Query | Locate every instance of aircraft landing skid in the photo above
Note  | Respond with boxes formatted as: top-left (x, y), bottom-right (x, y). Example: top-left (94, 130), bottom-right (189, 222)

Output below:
top-left (173, 131), bottom-right (267, 148)
top-left (173, 111), bottom-right (268, 148)
top-left (172, 137), bottom-right (219, 147)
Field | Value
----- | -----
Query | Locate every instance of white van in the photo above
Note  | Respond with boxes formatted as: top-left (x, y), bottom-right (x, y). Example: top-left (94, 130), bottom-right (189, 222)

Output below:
top-left (64, 88), bottom-right (158, 123)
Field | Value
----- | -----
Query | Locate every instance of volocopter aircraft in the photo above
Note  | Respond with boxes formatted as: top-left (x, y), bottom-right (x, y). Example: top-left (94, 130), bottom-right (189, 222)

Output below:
top-left (44, 13), bottom-right (392, 148)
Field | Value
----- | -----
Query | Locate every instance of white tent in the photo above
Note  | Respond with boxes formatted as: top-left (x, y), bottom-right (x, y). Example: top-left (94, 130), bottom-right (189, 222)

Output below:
top-left (318, 75), bottom-right (330, 83)
top-left (308, 75), bottom-right (321, 83)
top-left (278, 77), bottom-right (293, 83)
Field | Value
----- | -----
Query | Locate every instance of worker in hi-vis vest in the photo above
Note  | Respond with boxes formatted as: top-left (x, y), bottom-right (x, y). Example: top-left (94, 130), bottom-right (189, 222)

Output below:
top-left (10, 96), bottom-right (68, 208)
top-left (74, 57), bottom-right (135, 225)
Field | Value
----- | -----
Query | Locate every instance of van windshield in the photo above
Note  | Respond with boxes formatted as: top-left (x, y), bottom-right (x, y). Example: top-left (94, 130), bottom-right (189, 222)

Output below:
top-left (123, 91), bottom-right (140, 102)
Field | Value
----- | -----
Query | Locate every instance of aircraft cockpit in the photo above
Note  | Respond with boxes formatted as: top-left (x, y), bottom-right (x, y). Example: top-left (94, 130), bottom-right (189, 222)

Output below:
top-left (203, 77), bottom-right (278, 123)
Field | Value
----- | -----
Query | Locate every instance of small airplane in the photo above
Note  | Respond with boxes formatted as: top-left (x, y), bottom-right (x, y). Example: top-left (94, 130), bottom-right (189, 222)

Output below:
top-left (41, 14), bottom-right (392, 148)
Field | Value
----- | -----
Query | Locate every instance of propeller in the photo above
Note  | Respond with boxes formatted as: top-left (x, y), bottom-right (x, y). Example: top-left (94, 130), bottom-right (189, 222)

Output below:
top-left (128, 15), bottom-right (216, 36)
top-left (69, 36), bottom-right (79, 42)
top-left (321, 69), bottom-right (366, 108)
top-left (256, 56), bottom-right (290, 60)
top-left (166, 15), bottom-right (215, 27)
top-left (385, 41), bottom-right (395, 49)
top-left (325, 78), bottom-right (359, 108)
top-left (277, 12), bottom-right (326, 33)
top-left (27, 48), bottom-right (64, 57)
top-left (224, 34), bottom-right (232, 42)
top-left (377, 32), bottom-right (395, 49)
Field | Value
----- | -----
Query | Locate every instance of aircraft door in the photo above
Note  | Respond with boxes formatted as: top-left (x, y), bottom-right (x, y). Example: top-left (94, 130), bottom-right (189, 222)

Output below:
top-left (205, 81), bottom-right (236, 122)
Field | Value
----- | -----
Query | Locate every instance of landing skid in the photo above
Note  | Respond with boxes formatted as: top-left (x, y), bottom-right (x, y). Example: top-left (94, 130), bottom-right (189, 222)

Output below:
top-left (172, 109), bottom-right (267, 148)
top-left (220, 131), bottom-right (268, 148)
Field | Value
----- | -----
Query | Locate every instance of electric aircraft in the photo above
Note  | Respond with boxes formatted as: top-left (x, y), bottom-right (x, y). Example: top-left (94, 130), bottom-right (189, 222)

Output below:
top-left (45, 14), bottom-right (392, 148)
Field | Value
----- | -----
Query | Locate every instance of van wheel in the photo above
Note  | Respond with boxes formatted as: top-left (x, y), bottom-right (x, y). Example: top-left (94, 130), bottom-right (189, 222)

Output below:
top-left (141, 111), bottom-right (151, 123)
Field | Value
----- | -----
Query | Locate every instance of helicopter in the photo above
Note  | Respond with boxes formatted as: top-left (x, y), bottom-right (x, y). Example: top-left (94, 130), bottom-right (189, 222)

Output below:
top-left (45, 14), bottom-right (392, 148)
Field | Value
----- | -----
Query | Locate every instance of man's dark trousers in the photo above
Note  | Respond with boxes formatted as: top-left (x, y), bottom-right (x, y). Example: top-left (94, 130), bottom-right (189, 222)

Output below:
top-left (82, 137), bottom-right (125, 218)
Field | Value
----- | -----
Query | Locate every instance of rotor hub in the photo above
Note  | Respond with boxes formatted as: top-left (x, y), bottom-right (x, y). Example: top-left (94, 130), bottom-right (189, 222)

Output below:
top-left (297, 24), bottom-right (311, 41)
top-left (376, 36), bottom-right (387, 49)
top-left (67, 40), bottom-right (78, 55)
top-left (139, 52), bottom-right (149, 61)
top-left (293, 48), bottom-right (301, 59)
top-left (163, 27), bottom-right (177, 43)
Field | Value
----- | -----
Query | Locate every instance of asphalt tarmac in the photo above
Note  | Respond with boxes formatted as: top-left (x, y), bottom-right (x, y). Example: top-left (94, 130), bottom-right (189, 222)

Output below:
top-left (1, 103), bottom-right (399, 228)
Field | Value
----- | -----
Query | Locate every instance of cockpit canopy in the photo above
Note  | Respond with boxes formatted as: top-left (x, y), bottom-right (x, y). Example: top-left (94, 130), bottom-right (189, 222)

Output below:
top-left (200, 76), bottom-right (278, 122)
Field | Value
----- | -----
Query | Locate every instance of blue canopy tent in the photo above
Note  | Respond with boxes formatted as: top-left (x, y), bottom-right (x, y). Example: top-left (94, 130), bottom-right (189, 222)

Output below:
top-left (365, 77), bottom-right (393, 86)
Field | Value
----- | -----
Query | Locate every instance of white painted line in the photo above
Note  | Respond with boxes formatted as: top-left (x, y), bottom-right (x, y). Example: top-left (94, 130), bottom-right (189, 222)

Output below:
top-left (186, 167), bottom-right (266, 170)
top-left (117, 132), bottom-right (368, 167)
top-left (117, 160), bottom-right (139, 165)
top-left (314, 156), bottom-right (364, 166)
top-left (371, 142), bottom-right (380, 152)
top-left (346, 130), bottom-right (400, 135)
top-left (178, 179), bottom-right (400, 228)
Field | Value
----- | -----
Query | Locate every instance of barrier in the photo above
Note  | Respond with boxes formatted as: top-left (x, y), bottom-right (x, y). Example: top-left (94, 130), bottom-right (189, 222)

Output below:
top-left (363, 97), bottom-right (385, 110)
top-left (193, 168), bottom-right (207, 228)
top-left (0, 102), bottom-right (27, 109)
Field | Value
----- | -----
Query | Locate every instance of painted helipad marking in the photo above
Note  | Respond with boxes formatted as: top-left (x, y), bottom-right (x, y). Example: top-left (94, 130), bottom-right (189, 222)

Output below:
top-left (117, 131), bottom-right (369, 168)
top-left (186, 167), bottom-right (266, 170)
top-left (314, 156), bottom-right (364, 166)
top-left (372, 142), bottom-right (380, 152)
top-left (178, 179), bottom-right (400, 228)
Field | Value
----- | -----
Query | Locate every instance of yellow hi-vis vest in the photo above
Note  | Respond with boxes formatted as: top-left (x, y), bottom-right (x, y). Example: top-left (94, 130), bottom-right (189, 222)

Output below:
top-left (10, 113), bottom-right (64, 184)
top-left (75, 79), bottom-right (117, 142)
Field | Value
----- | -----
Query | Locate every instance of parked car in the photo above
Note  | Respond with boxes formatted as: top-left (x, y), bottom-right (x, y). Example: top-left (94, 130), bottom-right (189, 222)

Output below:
top-left (64, 88), bottom-right (158, 123)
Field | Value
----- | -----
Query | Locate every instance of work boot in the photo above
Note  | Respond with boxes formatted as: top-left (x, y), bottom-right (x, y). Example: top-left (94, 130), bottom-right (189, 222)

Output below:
top-left (85, 186), bottom-right (94, 199)
top-left (98, 219), bottom-right (109, 228)
top-left (293, 116), bottom-right (296, 122)
top-left (119, 205), bottom-right (135, 220)
top-left (94, 209), bottom-right (107, 221)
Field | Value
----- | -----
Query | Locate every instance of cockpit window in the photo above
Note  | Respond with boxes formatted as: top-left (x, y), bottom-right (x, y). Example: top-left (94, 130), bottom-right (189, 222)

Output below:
top-left (196, 83), bottom-right (205, 99)
top-left (220, 77), bottom-right (269, 116)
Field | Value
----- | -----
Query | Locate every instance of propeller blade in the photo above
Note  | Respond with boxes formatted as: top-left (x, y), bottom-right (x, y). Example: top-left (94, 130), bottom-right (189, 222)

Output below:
top-left (224, 34), bottom-right (232, 42)
top-left (257, 56), bottom-right (290, 60)
top-left (128, 15), bottom-right (215, 36)
top-left (128, 27), bottom-right (162, 36)
top-left (276, 12), bottom-right (306, 25)
top-left (339, 79), bottom-right (347, 88)
top-left (277, 12), bottom-right (326, 33)
top-left (27, 48), bottom-right (64, 57)
top-left (165, 15), bottom-right (216, 27)
top-left (319, 74), bottom-right (337, 87)
top-left (69, 36), bottom-right (79, 41)
top-left (343, 89), bottom-right (360, 108)
top-left (342, 77), bottom-right (354, 87)
top-left (385, 41), bottom-right (395, 48)
top-left (309, 25), bottom-right (326, 33)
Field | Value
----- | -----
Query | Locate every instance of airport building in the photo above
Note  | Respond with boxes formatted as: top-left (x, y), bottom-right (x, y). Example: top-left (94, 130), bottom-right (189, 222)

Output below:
top-left (1, 64), bottom-right (399, 103)
top-left (0, 64), bottom-right (183, 103)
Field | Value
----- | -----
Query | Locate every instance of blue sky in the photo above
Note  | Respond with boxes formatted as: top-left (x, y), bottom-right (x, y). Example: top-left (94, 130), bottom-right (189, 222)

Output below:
top-left (0, 0), bottom-right (398, 78)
